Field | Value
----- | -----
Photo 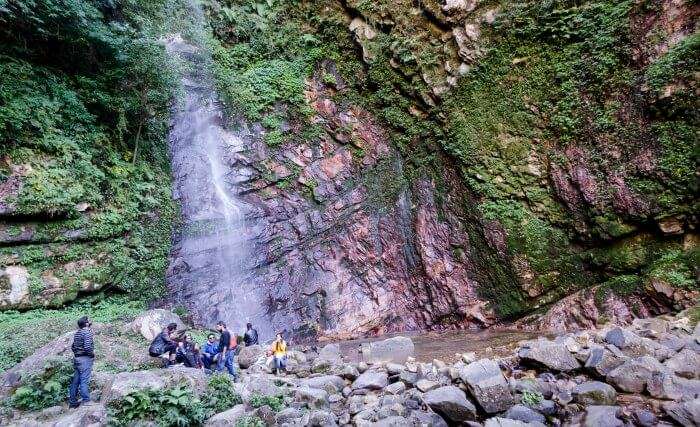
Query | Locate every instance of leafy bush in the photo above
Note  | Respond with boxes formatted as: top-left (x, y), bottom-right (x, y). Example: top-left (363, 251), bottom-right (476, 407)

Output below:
top-left (108, 385), bottom-right (207, 427)
top-left (249, 393), bottom-right (284, 412)
top-left (10, 358), bottom-right (73, 411)
top-left (236, 416), bottom-right (265, 427)
top-left (202, 373), bottom-right (242, 414)
top-left (521, 389), bottom-right (544, 407)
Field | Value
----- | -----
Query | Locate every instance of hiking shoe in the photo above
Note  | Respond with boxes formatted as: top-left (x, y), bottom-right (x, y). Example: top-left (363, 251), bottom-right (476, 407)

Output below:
top-left (69, 403), bottom-right (80, 409)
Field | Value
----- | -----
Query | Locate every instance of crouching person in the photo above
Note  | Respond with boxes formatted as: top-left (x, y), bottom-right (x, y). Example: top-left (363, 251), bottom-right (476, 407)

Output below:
top-left (148, 322), bottom-right (178, 366)
top-left (271, 332), bottom-right (287, 375)
top-left (69, 316), bottom-right (94, 409)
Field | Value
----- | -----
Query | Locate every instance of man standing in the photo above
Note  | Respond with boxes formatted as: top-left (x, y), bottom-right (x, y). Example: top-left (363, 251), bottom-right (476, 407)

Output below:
top-left (243, 323), bottom-right (259, 346)
top-left (69, 316), bottom-right (94, 409)
top-left (216, 321), bottom-right (237, 378)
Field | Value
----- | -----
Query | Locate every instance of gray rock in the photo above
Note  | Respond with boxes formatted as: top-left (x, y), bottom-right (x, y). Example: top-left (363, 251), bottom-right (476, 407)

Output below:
top-left (301, 375), bottom-right (346, 393)
top-left (584, 406), bottom-right (623, 427)
top-left (129, 309), bottom-right (185, 341)
top-left (276, 407), bottom-right (304, 424)
top-left (52, 402), bottom-right (107, 427)
top-left (504, 404), bottom-right (546, 424)
top-left (384, 381), bottom-right (406, 395)
top-left (361, 337), bottom-right (415, 364)
top-left (385, 363), bottom-right (405, 375)
top-left (528, 399), bottom-right (556, 416)
top-left (459, 358), bottom-right (514, 413)
top-left (604, 328), bottom-right (628, 348)
top-left (647, 371), bottom-right (700, 400)
top-left (237, 345), bottom-right (265, 369)
top-left (342, 365), bottom-right (360, 380)
top-left (606, 356), bottom-right (664, 393)
top-left (633, 409), bottom-right (657, 427)
top-left (662, 399), bottom-right (700, 427)
top-left (398, 370), bottom-right (419, 386)
top-left (318, 343), bottom-right (342, 363)
top-left (347, 395), bottom-right (366, 415)
top-left (423, 385), bottom-right (477, 422)
top-left (352, 371), bottom-right (389, 390)
top-left (295, 387), bottom-right (329, 409)
top-left (372, 416), bottom-right (411, 426)
top-left (408, 410), bottom-right (449, 427)
top-left (308, 410), bottom-right (337, 427)
top-left (665, 348), bottom-right (700, 379)
top-left (102, 367), bottom-right (208, 404)
top-left (484, 417), bottom-right (544, 427)
top-left (572, 381), bottom-right (617, 405)
top-left (416, 379), bottom-right (440, 392)
top-left (584, 346), bottom-right (625, 377)
top-left (518, 340), bottom-right (580, 372)
top-left (205, 404), bottom-right (247, 426)
top-left (658, 333), bottom-right (687, 352)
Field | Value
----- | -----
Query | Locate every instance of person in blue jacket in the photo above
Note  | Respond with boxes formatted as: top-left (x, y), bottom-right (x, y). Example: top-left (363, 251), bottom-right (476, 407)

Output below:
top-left (201, 333), bottom-right (219, 369)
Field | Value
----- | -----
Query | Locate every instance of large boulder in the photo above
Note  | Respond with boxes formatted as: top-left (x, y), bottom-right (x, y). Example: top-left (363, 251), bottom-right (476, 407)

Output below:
top-left (237, 345), bottom-right (265, 369)
top-left (300, 375), bottom-right (346, 393)
top-left (352, 371), bottom-right (388, 390)
top-left (360, 337), bottom-right (414, 364)
top-left (664, 348), bottom-right (700, 379)
top-left (129, 309), bottom-right (185, 341)
top-left (459, 358), bottom-right (514, 413)
top-left (606, 356), bottom-right (665, 393)
top-left (205, 404), bottom-right (247, 426)
top-left (295, 386), bottom-right (329, 409)
top-left (52, 402), bottom-right (107, 427)
top-left (572, 381), bottom-right (617, 405)
top-left (102, 367), bottom-right (207, 404)
top-left (647, 371), bottom-right (700, 400)
top-left (423, 385), bottom-right (477, 422)
top-left (584, 406), bottom-right (624, 427)
top-left (518, 340), bottom-right (580, 372)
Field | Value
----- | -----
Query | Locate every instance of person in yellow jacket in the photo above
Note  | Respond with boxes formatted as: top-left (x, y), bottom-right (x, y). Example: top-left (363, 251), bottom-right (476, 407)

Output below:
top-left (270, 332), bottom-right (287, 375)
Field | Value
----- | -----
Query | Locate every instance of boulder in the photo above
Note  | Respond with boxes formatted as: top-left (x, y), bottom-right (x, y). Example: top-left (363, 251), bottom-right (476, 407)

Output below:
top-left (484, 417), bottom-right (544, 427)
top-left (584, 346), bottom-right (625, 377)
top-left (664, 348), bottom-right (700, 379)
top-left (318, 343), bottom-right (342, 363)
top-left (341, 365), bottom-right (360, 380)
top-left (276, 407), bottom-right (304, 424)
top-left (205, 404), bottom-right (247, 426)
top-left (572, 381), bottom-right (617, 405)
top-left (647, 371), bottom-right (700, 400)
top-left (237, 345), bottom-right (265, 369)
top-left (518, 340), bottom-right (580, 372)
top-left (129, 309), bottom-right (184, 341)
top-left (416, 379), bottom-right (440, 392)
top-left (300, 375), bottom-right (346, 393)
top-left (633, 409), bottom-right (657, 427)
top-left (504, 404), bottom-right (546, 424)
top-left (408, 411), bottom-right (448, 427)
top-left (307, 410), bottom-right (337, 426)
top-left (53, 402), bottom-right (107, 427)
top-left (459, 358), bottom-right (514, 413)
top-left (372, 415), bottom-right (412, 426)
top-left (295, 386), bottom-right (329, 409)
top-left (384, 381), bottom-right (406, 395)
top-left (584, 406), bottom-right (623, 427)
top-left (102, 366), bottom-right (208, 403)
top-left (352, 371), bottom-right (389, 390)
top-left (423, 385), bottom-right (477, 422)
top-left (361, 337), bottom-right (414, 364)
top-left (662, 399), bottom-right (700, 426)
top-left (606, 356), bottom-right (664, 393)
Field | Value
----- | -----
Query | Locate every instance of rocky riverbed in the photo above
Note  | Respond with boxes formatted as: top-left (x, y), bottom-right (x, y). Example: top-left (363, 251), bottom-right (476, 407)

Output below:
top-left (1, 309), bottom-right (698, 426)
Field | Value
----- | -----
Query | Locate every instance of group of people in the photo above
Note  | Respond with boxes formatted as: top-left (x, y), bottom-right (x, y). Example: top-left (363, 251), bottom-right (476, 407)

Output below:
top-left (68, 315), bottom-right (289, 409)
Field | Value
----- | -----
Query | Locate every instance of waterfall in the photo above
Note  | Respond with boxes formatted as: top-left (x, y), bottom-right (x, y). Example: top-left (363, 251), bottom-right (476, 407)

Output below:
top-left (165, 29), bottom-right (271, 339)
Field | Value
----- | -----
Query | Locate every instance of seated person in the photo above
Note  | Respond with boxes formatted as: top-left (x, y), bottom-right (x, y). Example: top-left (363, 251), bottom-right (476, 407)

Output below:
top-left (201, 333), bottom-right (219, 369)
top-left (148, 323), bottom-right (178, 365)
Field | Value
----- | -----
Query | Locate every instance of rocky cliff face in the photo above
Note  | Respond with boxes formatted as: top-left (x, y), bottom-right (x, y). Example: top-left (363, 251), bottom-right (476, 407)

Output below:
top-left (179, 0), bottom-right (698, 339)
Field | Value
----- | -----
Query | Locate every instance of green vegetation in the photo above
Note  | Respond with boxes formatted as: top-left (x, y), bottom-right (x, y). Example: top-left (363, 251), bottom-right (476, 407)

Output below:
top-left (521, 389), bottom-right (544, 406)
top-left (0, 295), bottom-right (145, 372)
top-left (249, 393), bottom-right (285, 412)
top-left (8, 358), bottom-right (73, 411)
top-left (201, 373), bottom-right (243, 414)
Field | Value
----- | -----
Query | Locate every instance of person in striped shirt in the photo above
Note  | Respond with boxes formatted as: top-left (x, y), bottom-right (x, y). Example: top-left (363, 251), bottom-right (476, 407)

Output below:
top-left (69, 316), bottom-right (94, 409)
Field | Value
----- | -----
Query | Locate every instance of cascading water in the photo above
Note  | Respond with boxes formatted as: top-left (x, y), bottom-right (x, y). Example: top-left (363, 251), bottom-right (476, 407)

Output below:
top-left (165, 25), bottom-right (271, 338)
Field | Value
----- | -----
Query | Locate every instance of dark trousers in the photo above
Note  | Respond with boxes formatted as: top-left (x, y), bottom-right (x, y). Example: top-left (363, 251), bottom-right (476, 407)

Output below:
top-left (69, 356), bottom-right (93, 405)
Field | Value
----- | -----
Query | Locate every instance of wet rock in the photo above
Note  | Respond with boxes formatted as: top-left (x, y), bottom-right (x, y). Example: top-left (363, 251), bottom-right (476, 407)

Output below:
top-left (664, 348), bottom-right (700, 379)
top-left (572, 381), bottom-right (617, 405)
top-left (605, 356), bottom-right (664, 393)
top-left (295, 386), bottom-right (329, 409)
top-left (504, 404), bottom-right (546, 424)
top-left (237, 345), bottom-right (265, 369)
top-left (352, 371), bottom-right (388, 390)
top-left (662, 399), bottom-right (700, 426)
top-left (300, 375), bottom-right (346, 393)
top-left (583, 406), bottom-right (623, 427)
top-left (129, 309), bottom-right (184, 341)
top-left (459, 358), bottom-right (514, 413)
top-left (205, 404), bottom-right (247, 426)
top-left (518, 340), bottom-right (580, 372)
top-left (361, 337), bottom-right (414, 364)
top-left (423, 385), bottom-right (477, 422)
top-left (632, 409), bottom-right (657, 427)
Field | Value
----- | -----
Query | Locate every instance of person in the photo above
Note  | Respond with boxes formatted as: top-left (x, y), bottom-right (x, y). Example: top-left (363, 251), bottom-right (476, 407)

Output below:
top-left (148, 322), bottom-right (179, 365)
top-left (175, 334), bottom-right (202, 368)
top-left (69, 316), bottom-right (94, 409)
top-left (201, 333), bottom-right (219, 369)
top-left (216, 321), bottom-right (237, 378)
top-left (270, 332), bottom-right (287, 375)
top-left (243, 323), bottom-right (259, 346)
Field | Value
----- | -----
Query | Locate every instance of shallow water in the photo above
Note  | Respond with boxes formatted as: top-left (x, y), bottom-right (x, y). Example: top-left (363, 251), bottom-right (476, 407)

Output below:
top-left (337, 328), bottom-right (552, 363)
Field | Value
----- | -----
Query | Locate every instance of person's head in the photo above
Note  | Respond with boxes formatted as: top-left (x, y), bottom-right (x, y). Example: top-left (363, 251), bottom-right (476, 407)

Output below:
top-left (77, 316), bottom-right (91, 329)
top-left (216, 321), bottom-right (226, 331)
top-left (207, 333), bottom-right (216, 343)
top-left (185, 334), bottom-right (193, 343)
top-left (246, 323), bottom-right (252, 330)
top-left (166, 323), bottom-right (178, 333)
top-left (275, 332), bottom-right (283, 341)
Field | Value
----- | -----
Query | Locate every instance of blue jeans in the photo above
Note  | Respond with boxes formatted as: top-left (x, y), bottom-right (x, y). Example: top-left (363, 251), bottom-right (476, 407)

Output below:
top-left (274, 355), bottom-right (286, 371)
top-left (216, 350), bottom-right (236, 377)
top-left (69, 356), bottom-right (93, 405)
